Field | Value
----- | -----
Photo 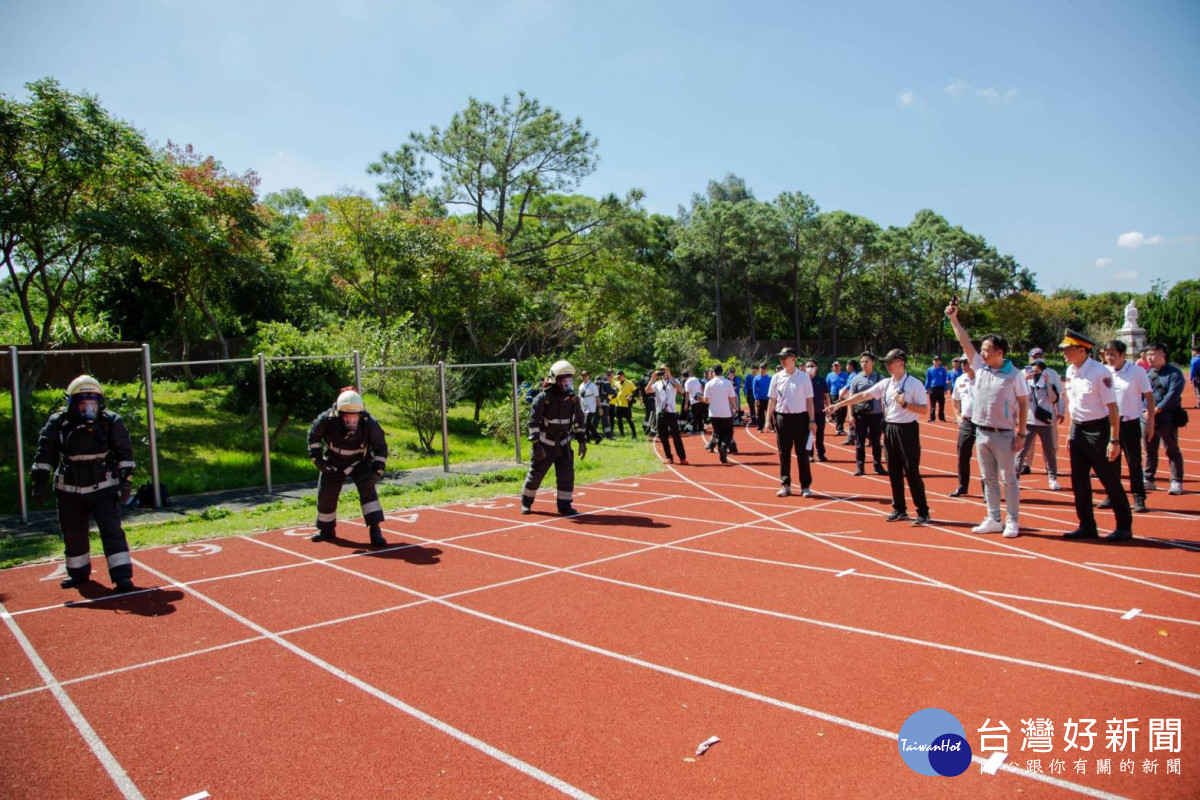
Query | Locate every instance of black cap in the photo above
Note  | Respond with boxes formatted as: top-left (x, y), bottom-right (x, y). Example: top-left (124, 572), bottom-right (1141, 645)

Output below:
top-left (777, 347), bottom-right (798, 360)
top-left (883, 348), bottom-right (907, 364)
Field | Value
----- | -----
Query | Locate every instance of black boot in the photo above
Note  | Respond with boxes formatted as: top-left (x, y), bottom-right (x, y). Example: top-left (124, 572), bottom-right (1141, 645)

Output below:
top-left (113, 577), bottom-right (135, 593)
top-left (369, 524), bottom-right (387, 547)
top-left (310, 529), bottom-right (336, 542)
top-left (558, 505), bottom-right (579, 517)
top-left (60, 574), bottom-right (88, 589)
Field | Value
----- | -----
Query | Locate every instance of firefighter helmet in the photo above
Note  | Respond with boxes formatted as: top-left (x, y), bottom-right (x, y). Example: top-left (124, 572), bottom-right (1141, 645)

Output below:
top-left (66, 375), bottom-right (103, 397)
top-left (335, 389), bottom-right (365, 413)
top-left (549, 360), bottom-right (575, 379)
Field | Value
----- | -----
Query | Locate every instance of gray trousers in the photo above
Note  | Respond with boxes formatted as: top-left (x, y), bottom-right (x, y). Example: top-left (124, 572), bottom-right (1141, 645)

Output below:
top-left (1144, 418), bottom-right (1183, 482)
top-left (1018, 424), bottom-right (1058, 478)
top-left (978, 428), bottom-right (1020, 523)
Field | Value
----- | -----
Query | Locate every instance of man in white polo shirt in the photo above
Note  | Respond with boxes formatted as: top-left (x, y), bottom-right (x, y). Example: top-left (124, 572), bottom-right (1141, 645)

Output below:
top-left (949, 355), bottom-right (976, 497)
top-left (946, 301), bottom-right (1029, 538)
top-left (703, 364), bottom-right (739, 463)
top-left (828, 348), bottom-right (931, 525)
top-left (1100, 339), bottom-right (1155, 513)
top-left (577, 370), bottom-right (601, 444)
top-left (765, 347), bottom-right (817, 497)
top-left (1061, 329), bottom-right (1133, 541)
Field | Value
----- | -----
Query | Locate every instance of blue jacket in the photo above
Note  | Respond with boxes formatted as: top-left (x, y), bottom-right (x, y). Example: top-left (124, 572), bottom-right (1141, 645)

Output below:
top-left (752, 373), bottom-right (773, 402)
top-left (826, 371), bottom-right (849, 399)
top-left (1148, 363), bottom-right (1185, 413)
top-left (1190, 355), bottom-right (1200, 382)
top-left (925, 365), bottom-right (948, 390)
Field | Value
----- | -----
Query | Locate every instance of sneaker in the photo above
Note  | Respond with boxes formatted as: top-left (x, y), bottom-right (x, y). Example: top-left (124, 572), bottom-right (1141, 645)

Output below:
top-left (520, 505), bottom-right (532, 515)
top-left (665, 457), bottom-right (674, 464)
top-left (912, 515), bottom-right (931, 527)
top-left (1169, 481), bottom-right (1184, 495)
top-left (1048, 478), bottom-right (1062, 491)
top-left (729, 443), bottom-right (739, 454)
top-left (885, 510), bottom-right (910, 522)
top-left (719, 451), bottom-right (728, 464)
top-left (800, 487), bottom-right (814, 498)
top-left (1134, 495), bottom-right (1148, 513)
top-left (369, 524), bottom-right (387, 547)
top-left (1145, 478), bottom-right (1158, 492)
top-left (949, 488), bottom-right (968, 498)
top-left (1105, 529), bottom-right (1133, 542)
top-left (310, 530), bottom-right (336, 542)
top-left (113, 577), bottom-right (135, 593)
top-left (704, 444), bottom-right (715, 453)
top-left (1062, 527), bottom-right (1099, 540)
top-left (1002, 519), bottom-right (1020, 538)
top-left (776, 486), bottom-right (791, 498)
top-left (971, 518), bottom-right (1004, 534)
top-left (853, 468), bottom-right (865, 476)
top-left (1020, 465), bottom-right (1032, 475)
top-left (678, 458), bottom-right (689, 465)
top-left (873, 465), bottom-right (888, 476)
top-left (841, 439), bottom-right (854, 446)
top-left (817, 454), bottom-right (828, 462)
top-left (1097, 497), bottom-right (1113, 509)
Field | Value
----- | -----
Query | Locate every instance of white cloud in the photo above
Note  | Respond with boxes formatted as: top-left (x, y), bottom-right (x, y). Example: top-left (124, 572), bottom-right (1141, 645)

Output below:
top-left (1113, 271), bottom-right (1139, 281)
top-left (1094, 257), bottom-right (1114, 268)
top-left (945, 78), bottom-right (968, 99)
top-left (975, 87), bottom-right (1000, 100)
top-left (898, 89), bottom-right (916, 107)
top-left (1117, 231), bottom-right (1165, 249)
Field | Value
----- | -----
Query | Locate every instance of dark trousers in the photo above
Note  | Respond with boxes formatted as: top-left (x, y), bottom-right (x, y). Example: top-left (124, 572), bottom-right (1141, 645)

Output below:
top-left (316, 463), bottom-right (384, 533)
top-left (522, 441), bottom-right (576, 511)
top-left (584, 411), bottom-right (601, 443)
top-left (690, 402), bottom-right (708, 433)
top-left (853, 412), bottom-right (884, 469)
top-left (658, 412), bottom-right (686, 460)
top-left (1069, 420), bottom-right (1131, 532)
top-left (755, 399), bottom-right (768, 431)
top-left (643, 402), bottom-right (654, 431)
top-left (599, 405), bottom-right (613, 437)
top-left (58, 489), bottom-right (131, 582)
top-left (775, 412), bottom-right (813, 488)
top-left (884, 421), bottom-right (929, 516)
top-left (612, 405), bottom-right (637, 438)
top-left (833, 407), bottom-right (848, 434)
top-left (711, 416), bottom-right (735, 451)
top-left (956, 419), bottom-right (977, 493)
top-left (812, 413), bottom-right (826, 457)
top-left (928, 387), bottom-right (946, 421)
top-left (1144, 418), bottom-right (1183, 482)
top-left (1115, 418), bottom-right (1146, 499)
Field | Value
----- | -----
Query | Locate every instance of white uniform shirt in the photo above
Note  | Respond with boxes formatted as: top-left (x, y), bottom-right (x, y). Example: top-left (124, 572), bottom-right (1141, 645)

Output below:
top-left (768, 369), bottom-right (814, 414)
top-left (1066, 357), bottom-right (1116, 423)
top-left (866, 372), bottom-right (927, 424)
top-left (684, 376), bottom-right (704, 404)
top-left (952, 373), bottom-right (975, 419)
top-left (652, 379), bottom-right (680, 413)
top-left (577, 380), bottom-right (598, 414)
top-left (703, 376), bottom-right (737, 418)
top-left (1107, 360), bottom-right (1152, 422)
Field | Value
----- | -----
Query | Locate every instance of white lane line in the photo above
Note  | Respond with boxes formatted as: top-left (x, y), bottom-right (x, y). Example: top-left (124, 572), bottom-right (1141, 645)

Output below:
top-left (1083, 563), bottom-right (1200, 580)
top-left (975, 592), bottom-right (1200, 627)
top-left (743, 427), bottom-right (1200, 600)
top-left (242, 538), bottom-right (1122, 798)
top-left (812, 532), bottom-right (1037, 559)
top-left (835, 568), bottom-right (856, 578)
top-left (0, 600), bottom-right (145, 800)
top-left (1121, 608), bottom-right (1143, 621)
top-left (690, 431), bottom-right (1200, 681)
top-left (131, 559), bottom-right (598, 800)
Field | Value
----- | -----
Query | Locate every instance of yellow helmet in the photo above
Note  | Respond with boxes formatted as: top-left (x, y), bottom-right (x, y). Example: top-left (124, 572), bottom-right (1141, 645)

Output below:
top-left (67, 375), bottom-right (103, 397)
top-left (549, 360), bottom-right (575, 379)
top-left (335, 389), bottom-right (365, 413)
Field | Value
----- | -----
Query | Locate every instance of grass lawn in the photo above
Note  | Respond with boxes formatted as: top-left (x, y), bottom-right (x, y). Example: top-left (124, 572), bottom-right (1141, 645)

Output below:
top-left (0, 434), bottom-right (662, 569)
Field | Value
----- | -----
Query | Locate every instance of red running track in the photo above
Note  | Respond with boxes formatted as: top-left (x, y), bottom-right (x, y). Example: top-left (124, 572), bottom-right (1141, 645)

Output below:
top-left (2, 419), bottom-right (1199, 798)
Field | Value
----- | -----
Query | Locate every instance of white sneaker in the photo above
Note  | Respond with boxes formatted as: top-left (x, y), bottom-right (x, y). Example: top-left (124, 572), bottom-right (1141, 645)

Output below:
top-left (1048, 478), bottom-right (1062, 492)
top-left (800, 487), bottom-right (814, 498)
top-left (972, 518), bottom-right (1004, 534)
top-left (1003, 519), bottom-right (1020, 538)
top-left (776, 487), bottom-right (791, 497)
top-left (1169, 481), bottom-right (1184, 496)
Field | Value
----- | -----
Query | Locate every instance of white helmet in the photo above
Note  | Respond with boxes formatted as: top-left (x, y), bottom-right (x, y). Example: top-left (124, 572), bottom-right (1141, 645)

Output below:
top-left (549, 360), bottom-right (575, 379)
top-left (335, 389), bottom-right (365, 413)
top-left (67, 374), bottom-right (103, 397)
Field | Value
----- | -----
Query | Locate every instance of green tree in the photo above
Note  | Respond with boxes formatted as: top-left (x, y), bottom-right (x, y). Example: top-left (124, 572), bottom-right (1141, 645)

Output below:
top-left (774, 191), bottom-right (820, 350)
top-left (810, 211), bottom-right (879, 356)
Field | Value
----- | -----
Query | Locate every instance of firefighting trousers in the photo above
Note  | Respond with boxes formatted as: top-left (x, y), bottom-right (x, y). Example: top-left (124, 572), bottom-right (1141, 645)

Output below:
top-left (315, 465), bottom-right (385, 532)
top-left (58, 489), bottom-right (131, 582)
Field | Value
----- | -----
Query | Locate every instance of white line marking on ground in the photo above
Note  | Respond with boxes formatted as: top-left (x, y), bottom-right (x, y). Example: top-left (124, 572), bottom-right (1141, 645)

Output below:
top-left (1121, 608), bottom-right (1142, 621)
top-left (1083, 563), bottom-right (1200, 580)
top-left (835, 568), bottom-right (856, 578)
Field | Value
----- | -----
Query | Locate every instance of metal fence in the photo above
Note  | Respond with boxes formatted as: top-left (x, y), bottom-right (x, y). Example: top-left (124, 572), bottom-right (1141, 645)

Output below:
top-left (6, 345), bottom-right (522, 523)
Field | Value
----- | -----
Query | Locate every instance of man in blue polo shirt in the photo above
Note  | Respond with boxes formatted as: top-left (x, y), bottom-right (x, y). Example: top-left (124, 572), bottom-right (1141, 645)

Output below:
top-left (752, 363), bottom-right (773, 432)
top-left (925, 355), bottom-right (948, 422)
top-left (826, 361), bottom-right (849, 436)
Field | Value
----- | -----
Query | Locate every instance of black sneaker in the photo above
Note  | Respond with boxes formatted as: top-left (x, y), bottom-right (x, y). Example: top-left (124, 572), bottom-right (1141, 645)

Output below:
top-left (949, 488), bottom-right (968, 498)
top-left (912, 515), bottom-right (931, 527)
top-left (853, 467), bottom-right (865, 476)
top-left (113, 577), bottom-right (135, 593)
top-left (719, 451), bottom-right (729, 464)
top-left (874, 466), bottom-right (888, 476)
top-left (1097, 498), bottom-right (1113, 509)
top-left (885, 510), bottom-right (910, 522)
top-left (310, 530), bottom-right (336, 542)
top-left (1134, 496), bottom-right (1148, 513)
top-left (1020, 465), bottom-right (1032, 476)
top-left (1062, 528), bottom-right (1099, 540)
top-left (704, 445), bottom-right (715, 453)
top-left (369, 524), bottom-right (387, 547)
top-left (817, 454), bottom-right (828, 462)
top-left (1105, 529), bottom-right (1133, 542)
top-left (729, 443), bottom-right (739, 454)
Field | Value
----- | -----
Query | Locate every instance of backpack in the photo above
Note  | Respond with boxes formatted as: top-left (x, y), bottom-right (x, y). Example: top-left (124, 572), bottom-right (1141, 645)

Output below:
top-left (134, 482), bottom-right (171, 507)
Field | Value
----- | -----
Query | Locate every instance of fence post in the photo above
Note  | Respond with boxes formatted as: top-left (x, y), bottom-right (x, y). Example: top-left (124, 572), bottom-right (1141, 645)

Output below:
top-left (141, 343), bottom-right (162, 508)
top-left (258, 353), bottom-right (272, 493)
top-left (10, 347), bottom-right (27, 523)
top-left (511, 358), bottom-right (521, 463)
top-left (438, 360), bottom-right (449, 473)
top-left (353, 350), bottom-right (362, 394)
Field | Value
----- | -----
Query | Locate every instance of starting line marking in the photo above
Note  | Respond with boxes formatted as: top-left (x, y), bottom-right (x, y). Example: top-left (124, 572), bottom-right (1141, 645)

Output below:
top-left (835, 568), bottom-right (856, 578)
top-left (1121, 608), bottom-right (1143, 621)
top-left (180, 792), bottom-right (210, 800)
top-left (982, 751), bottom-right (1008, 775)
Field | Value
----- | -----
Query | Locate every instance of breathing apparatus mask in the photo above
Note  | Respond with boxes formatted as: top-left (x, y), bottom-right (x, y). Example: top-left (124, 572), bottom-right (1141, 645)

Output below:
top-left (75, 393), bottom-right (100, 423)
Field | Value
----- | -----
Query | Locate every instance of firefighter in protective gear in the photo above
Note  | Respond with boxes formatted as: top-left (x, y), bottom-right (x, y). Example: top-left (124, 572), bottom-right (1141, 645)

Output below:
top-left (31, 375), bottom-right (137, 592)
top-left (522, 360), bottom-right (587, 516)
top-left (307, 388), bottom-right (389, 547)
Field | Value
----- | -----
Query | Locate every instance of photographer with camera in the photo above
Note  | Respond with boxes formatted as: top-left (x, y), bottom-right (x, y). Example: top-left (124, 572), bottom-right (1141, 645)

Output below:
top-left (651, 366), bottom-right (688, 464)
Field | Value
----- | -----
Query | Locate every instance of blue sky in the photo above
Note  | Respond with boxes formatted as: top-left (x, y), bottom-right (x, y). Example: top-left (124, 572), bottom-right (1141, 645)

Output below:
top-left (3, 0), bottom-right (1197, 295)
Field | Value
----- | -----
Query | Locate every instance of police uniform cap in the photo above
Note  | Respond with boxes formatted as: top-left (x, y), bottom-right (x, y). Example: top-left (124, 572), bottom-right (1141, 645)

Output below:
top-left (1058, 328), bottom-right (1094, 349)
